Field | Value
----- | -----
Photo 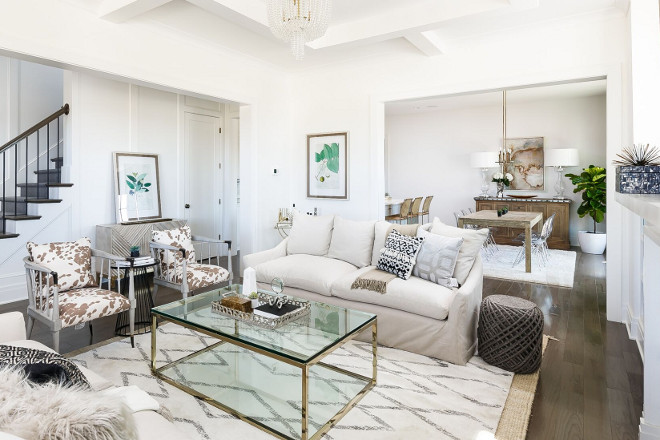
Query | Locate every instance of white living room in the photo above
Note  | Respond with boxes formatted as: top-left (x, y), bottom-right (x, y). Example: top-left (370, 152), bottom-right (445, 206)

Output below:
top-left (0, 1), bottom-right (659, 439)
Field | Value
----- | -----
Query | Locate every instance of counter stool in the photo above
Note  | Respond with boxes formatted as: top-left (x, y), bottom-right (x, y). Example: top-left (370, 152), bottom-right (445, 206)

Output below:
top-left (478, 295), bottom-right (544, 373)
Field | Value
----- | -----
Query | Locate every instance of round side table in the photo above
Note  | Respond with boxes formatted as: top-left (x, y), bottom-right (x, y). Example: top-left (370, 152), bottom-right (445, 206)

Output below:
top-left (478, 295), bottom-right (544, 374)
top-left (114, 260), bottom-right (157, 344)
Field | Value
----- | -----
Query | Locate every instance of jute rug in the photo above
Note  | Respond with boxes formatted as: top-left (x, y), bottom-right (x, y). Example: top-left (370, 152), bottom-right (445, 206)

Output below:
top-left (482, 245), bottom-right (576, 288)
top-left (69, 325), bottom-right (547, 440)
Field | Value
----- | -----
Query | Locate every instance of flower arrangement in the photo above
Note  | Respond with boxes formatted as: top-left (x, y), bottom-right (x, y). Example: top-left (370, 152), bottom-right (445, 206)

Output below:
top-left (492, 172), bottom-right (514, 186)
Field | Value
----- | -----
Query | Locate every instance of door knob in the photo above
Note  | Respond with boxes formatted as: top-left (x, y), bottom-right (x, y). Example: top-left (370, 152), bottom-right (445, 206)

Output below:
top-left (185, 204), bottom-right (190, 209)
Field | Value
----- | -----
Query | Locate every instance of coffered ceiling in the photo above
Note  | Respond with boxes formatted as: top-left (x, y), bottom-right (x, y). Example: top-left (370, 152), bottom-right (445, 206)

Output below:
top-left (64, 0), bottom-right (629, 69)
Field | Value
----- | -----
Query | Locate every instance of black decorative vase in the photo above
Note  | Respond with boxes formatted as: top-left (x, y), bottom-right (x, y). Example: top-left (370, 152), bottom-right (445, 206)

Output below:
top-left (130, 249), bottom-right (140, 257)
top-left (616, 166), bottom-right (660, 194)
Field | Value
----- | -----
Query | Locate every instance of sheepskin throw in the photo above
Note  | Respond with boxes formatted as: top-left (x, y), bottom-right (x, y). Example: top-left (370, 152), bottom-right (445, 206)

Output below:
top-left (0, 367), bottom-right (137, 440)
top-left (0, 345), bottom-right (89, 388)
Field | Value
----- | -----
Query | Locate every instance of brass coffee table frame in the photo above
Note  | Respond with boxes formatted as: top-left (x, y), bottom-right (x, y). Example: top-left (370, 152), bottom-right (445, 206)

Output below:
top-left (150, 313), bottom-right (377, 440)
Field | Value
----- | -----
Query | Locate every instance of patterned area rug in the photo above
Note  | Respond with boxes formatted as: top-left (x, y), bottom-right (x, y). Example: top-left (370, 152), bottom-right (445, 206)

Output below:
top-left (482, 245), bottom-right (577, 288)
top-left (70, 325), bottom-right (517, 440)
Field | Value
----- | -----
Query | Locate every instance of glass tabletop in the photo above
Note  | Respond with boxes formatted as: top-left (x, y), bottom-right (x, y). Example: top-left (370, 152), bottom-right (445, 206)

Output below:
top-left (151, 284), bottom-right (376, 364)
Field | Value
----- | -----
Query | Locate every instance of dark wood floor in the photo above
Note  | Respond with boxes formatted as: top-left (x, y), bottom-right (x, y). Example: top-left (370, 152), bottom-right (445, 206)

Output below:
top-left (0, 251), bottom-right (642, 439)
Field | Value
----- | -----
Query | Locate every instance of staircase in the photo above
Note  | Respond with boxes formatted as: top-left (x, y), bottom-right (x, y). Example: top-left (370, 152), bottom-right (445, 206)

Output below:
top-left (0, 104), bottom-right (71, 239)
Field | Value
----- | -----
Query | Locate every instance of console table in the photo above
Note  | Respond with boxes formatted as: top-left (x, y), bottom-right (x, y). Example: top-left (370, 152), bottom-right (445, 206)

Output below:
top-left (96, 219), bottom-right (188, 257)
top-left (474, 197), bottom-right (571, 250)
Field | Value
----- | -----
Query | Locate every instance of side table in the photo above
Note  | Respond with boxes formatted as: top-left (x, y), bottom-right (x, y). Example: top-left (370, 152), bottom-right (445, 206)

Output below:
top-left (114, 258), bottom-right (157, 346)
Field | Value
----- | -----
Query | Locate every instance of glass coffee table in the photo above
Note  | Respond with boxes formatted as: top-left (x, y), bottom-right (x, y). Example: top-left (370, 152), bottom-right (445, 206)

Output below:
top-left (150, 284), bottom-right (377, 440)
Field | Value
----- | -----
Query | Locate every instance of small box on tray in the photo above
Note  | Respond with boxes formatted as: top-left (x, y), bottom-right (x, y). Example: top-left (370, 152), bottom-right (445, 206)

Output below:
top-left (220, 296), bottom-right (253, 313)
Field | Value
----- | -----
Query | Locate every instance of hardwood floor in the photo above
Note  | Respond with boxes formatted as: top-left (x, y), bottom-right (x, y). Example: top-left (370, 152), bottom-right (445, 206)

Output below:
top-left (0, 251), bottom-right (643, 439)
top-left (483, 249), bottom-right (642, 440)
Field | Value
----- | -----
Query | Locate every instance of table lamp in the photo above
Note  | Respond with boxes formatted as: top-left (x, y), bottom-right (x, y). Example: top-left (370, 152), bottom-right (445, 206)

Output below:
top-left (545, 148), bottom-right (579, 198)
top-left (470, 151), bottom-right (499, 197)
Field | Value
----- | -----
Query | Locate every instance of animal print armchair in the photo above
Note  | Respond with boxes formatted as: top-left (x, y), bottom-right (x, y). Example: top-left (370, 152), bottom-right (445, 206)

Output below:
top-left (149, 225), bottom-right (232, 300)
top-left (23, 238), bottom-right (134, 353)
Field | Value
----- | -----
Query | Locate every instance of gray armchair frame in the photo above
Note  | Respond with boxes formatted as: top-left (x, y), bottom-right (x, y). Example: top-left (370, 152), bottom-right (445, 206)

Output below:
top-left (23, 249), bottom-right (135, 353)
top-left (150, 236), bottom-right (232, 301)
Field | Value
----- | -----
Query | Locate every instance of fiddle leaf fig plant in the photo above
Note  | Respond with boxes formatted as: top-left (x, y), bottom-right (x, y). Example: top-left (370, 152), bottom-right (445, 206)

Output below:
top-left (565, 165), bottom-right (606, 233)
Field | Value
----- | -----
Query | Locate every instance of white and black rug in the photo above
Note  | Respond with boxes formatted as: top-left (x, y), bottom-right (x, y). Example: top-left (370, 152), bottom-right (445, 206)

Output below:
top-left (71, 325), bottom-right (514, 440)
top-left (482, 245), bottom-right (576, 288)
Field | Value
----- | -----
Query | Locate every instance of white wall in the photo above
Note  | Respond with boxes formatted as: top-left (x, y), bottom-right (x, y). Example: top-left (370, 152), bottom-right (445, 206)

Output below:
top-left (386, 94), bottom-right (607, 245)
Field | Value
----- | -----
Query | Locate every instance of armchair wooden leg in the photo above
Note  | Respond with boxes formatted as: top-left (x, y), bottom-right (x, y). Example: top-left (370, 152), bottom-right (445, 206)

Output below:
top-left (52, 331), bottom-right (60, 353)
top-left (26, 316), bottom-right (35, 339)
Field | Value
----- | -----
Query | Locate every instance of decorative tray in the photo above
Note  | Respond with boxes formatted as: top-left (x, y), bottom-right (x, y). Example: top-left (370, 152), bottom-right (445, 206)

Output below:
top-left (211, 292), bottom-right (311, 330)
top-left (507, 195), bottom-right (537, 199)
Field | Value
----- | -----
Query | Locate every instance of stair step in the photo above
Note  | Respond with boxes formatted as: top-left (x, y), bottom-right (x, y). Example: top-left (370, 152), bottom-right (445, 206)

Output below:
top-left (1, 197), bottom-right (62, 204)
top-left (34, 169), bottom-right (62, 184)
top-left (16, 183), bottom-right (50, 198)
top-left (47, 183), bottom-right (73, 187)
top-left (17, 182), bottom-right (73, 187)
top-left (0, 233), bottom-right (19, 240)
top-left (51, 157), bottom-right (63, 169)
top-left (4, 215), bottom-right (41, 221)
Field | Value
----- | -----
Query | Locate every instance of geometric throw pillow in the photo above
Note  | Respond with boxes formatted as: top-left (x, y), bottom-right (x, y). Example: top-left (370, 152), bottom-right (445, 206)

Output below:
top-left (26, 238), bottom-right (96, 292)
top-left (412, 228), bottom-right (463, 287)
top-left (376, 230), bottom-right (424, 280)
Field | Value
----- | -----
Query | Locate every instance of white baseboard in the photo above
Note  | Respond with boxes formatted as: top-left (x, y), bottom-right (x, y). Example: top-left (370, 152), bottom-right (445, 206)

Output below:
top-left (641, 416), bottom-right (660, 440)
top-left (0, 272), bottom-right (27, 305)
top-left (626, 306), bottom-right (645, 360)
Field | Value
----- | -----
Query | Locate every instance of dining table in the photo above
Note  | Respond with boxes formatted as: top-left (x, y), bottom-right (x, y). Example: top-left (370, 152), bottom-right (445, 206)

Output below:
top-left (458, 210), bottom-right (543, 273)
top-left (384, 198), bottom-right (404, 216)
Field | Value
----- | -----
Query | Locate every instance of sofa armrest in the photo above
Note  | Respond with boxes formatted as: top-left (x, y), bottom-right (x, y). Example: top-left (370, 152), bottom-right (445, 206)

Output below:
top-left (243, 238), bottom-right (289, 270)
top-left (0, 312), bottom-right (27, 343)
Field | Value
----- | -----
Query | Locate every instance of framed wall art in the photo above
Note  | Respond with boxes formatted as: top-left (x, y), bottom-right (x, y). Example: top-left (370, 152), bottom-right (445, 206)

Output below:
top-left (505, 137), bottom-right (545, 191)
top-left (113, 152), bottom-right (162, 223)
top-left (307, 132), bottom-right (348, 199)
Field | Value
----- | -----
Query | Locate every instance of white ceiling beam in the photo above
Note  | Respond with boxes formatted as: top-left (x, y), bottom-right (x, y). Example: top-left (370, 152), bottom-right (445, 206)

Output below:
top-left (185, 0), bottom-right (269, 33)
top-left (307, 0), bottom-right (515, 50)
top-left (405, 31), bottom-right (446, 57)
top-left (99, 0), bottom-right (173, 23)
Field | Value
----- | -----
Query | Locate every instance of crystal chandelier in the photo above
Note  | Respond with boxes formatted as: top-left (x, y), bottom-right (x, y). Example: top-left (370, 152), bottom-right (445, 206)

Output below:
top-left (267, 0), bottom-right (332, 60)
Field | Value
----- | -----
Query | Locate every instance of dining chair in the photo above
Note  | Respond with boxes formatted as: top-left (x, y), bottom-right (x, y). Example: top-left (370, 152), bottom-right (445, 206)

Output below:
top-left (456, 208), bottom-right (498, 257)
top-left (513, 213), bottom-right (556, 267)
top-left (23, 238), bottom-right (134, 353)
top-left (150, 225), bottom-right (232, 301)
top-left (408, 197), bottom-right (423, 224)
top-left (386, 198), bottom-right (412, 224)
top-left (420, 196), bottom-right (433, 224)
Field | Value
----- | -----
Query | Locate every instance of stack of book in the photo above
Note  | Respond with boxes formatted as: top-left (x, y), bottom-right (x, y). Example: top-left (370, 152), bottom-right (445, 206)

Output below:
top-left (114, 256), bottom-right (155, 268)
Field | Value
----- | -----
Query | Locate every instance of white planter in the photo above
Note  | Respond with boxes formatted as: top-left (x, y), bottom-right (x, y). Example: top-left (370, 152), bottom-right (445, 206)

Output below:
top-left (251, 299), bottom-right (260, 309)
top-left (577, 231), bottom-right (607, 254)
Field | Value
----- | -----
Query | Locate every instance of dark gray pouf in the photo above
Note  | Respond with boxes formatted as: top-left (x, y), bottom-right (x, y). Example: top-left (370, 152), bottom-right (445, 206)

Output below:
top-left (478, 295), bottom-right (544, 374)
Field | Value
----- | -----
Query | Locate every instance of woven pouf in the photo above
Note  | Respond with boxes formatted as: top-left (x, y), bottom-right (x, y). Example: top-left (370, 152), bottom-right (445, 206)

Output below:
top-left (478, 295), bottom-right (544, 374)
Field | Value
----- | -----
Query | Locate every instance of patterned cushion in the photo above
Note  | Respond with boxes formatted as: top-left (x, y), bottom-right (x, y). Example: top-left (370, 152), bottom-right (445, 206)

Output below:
top-left (38, 287), bottom-right (130, 328)
top-left (413, 228), bottom-right (463, 287)
top-left (152, 225), bottom-right (196, 278)
top-left (27, 238), bottom-right (96, 292)
top-left (376, 230), bottom-right (424, 280)
top-left (175, 263), bottom-right (230, 291)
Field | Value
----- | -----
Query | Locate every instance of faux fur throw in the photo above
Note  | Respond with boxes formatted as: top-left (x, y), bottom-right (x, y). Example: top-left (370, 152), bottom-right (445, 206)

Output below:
top-left (351, 269), bottom-right (397, 294)
top-left (0, 345), bottom-right (89, 388)
top-left (0, 367), bottom-right (137, 440)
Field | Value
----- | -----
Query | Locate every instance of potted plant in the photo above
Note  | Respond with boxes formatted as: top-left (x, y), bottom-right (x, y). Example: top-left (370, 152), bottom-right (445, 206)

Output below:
top-left (492, 172), bottom-right (513, 198)
top-left (566, 165), bottom-right (606, 254)
top-left (248, 291), bottom-right (259, 309)
top-left (614, 144), bottom-right (660, 193)
top-left (129, 245), bottom-right (140, 257)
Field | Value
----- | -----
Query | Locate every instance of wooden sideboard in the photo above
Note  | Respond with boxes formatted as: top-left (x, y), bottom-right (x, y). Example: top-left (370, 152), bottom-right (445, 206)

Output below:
top-left (474, 197), bottom-right (571, 250)
top-left (96, 219), bottom-right (188, 257)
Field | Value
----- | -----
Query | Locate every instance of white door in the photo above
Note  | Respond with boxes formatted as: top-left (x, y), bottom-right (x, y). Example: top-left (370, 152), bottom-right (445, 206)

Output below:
top-left (183, 112), bottom-right (223, 248)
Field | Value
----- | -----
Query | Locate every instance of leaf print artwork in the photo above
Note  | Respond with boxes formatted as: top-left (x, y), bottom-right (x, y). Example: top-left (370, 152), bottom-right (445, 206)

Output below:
top-left (125, 172), bottom-right (152, 219)
top-left (314, 143), bottom-right (340, 187)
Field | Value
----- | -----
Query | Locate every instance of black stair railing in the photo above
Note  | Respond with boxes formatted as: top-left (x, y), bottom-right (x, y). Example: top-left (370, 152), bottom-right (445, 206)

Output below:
top-left (0, 104), bottom-right (69, 236)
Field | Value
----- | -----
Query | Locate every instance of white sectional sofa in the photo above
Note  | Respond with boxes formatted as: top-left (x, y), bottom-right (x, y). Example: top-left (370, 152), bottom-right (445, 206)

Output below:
top-left (0, 312), bottom-right (181, 440)
top-left (243, 215), bottom-right (485, 365)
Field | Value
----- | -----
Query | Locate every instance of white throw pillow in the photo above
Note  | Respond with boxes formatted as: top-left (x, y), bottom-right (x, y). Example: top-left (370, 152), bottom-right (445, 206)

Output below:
top-left (327, 217), bottom-right (375, 267)
top-left (287, 210), bottom-right (335, 256)
top-left (430, 218), bottom-right (487, 285)
top-left (370, 221), bottom-right (419, 266)
top-left (413, 228), bottom-right (463, 287)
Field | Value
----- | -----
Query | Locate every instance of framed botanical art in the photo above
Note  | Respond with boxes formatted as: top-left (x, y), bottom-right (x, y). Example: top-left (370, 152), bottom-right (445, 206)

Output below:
top-left (504, 137), bottom-right (545, 191)
top-left (307, 132), bottom-right (348, 199)
top-left (113, 152), bottom-right (162, 223)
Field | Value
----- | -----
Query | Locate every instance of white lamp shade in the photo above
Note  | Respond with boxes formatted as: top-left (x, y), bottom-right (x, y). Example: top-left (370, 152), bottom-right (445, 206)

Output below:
top-left (470, 151), bottom-right (499, 168)
top-left (545, 148), bottom-right (580, 167)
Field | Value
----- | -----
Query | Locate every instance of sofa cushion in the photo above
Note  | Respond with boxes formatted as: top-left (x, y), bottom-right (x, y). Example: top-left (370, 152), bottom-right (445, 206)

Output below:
top-left (26, 238), bottom-right (96, 292)
top-left (254, 254), bottom-right (357, 296)
top-left (430, 218), bottom-right (488, 286)
top-left (413, 228), bottom-right (463, 287)
top-left (327, 217), bottom-right (375, 268)
top-left (376, 230), bottom-right (424, 280)
top-left (331, 266), bottom-right (455, 320)
top-left (287, 211), bottom-right (335, 256)
top-left (370, 221), bottom-right (419, 266)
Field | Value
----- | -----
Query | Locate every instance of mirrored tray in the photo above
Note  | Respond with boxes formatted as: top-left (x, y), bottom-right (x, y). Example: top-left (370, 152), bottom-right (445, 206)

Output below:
top-left (211, 292), bottom-right (311, 330)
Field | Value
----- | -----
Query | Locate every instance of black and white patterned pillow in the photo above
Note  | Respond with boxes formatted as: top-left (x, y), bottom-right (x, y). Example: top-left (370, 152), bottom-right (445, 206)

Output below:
top-left (377, 230), bottom-right (424, 280)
